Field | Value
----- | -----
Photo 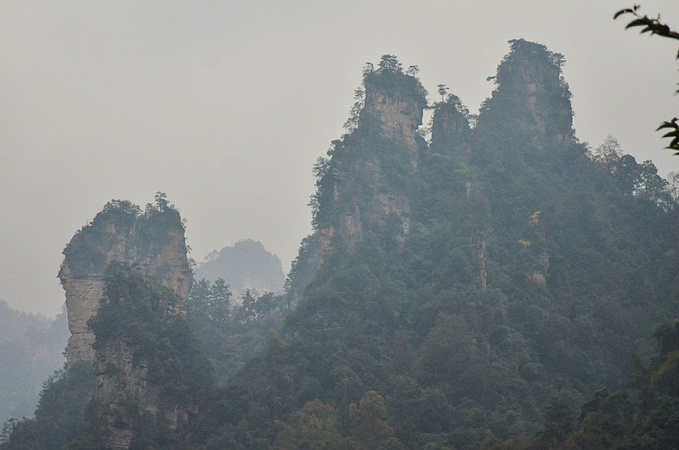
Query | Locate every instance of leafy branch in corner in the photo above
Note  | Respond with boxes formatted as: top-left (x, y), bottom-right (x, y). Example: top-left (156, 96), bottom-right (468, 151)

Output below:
top-left (658, 118), bottom-right (679, 154)
top-left (615, 5), bottom-right (679, 154)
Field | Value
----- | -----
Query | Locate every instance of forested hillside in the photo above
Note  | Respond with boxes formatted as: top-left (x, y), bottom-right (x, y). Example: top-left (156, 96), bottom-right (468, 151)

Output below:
top-left (205, 41), bottom-right (679, 448)
top-left (2, 40), bottom-right (678, 449)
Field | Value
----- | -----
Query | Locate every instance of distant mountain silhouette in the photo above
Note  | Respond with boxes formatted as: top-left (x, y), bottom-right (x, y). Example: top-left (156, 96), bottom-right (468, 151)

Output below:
top-left (195, 239), bottom-right (285, 295)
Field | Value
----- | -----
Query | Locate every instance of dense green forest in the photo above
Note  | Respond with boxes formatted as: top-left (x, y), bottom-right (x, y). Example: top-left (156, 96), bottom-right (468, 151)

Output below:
top-left (3, 40), bottom-right (679, 449)
top-left (189, 278), bottom-right (288, 383)
top-left (195, 42), bottom-right (679, 449)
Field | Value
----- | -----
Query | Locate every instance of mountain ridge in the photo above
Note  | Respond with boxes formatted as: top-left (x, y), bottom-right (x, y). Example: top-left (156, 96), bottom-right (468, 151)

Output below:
top-left (3, 39), bottom-right (678, 449)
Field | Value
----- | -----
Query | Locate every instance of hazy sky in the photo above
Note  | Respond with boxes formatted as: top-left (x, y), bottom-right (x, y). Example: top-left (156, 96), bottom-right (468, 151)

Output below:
top-left (2, 1), bottom-right (678, 317)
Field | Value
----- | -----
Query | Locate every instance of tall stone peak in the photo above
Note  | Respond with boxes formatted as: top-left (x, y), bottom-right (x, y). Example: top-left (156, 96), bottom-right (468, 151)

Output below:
top-left (59, 197), bottom-right (191, 366)
top-left (478, 39), bottom-right (574, 148)
top-left (360, 55), bottom-right (427, 153)
top-left (318, 57), bottom-right (425, 252)
top-left (286, 56), bottom-right (427, 301)
top-left (430, 94), bottom-right (472, 157)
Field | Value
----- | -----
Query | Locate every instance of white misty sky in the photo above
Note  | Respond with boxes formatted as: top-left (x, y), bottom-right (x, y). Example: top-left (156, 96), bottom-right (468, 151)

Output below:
top-left (1, 1), bottom-right (677, 317)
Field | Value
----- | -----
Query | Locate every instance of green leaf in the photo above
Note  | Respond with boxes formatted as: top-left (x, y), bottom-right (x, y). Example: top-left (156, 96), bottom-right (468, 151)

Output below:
top-left (614, 10), bottom-right (630, 20)
top-left (656, 120), bottom-right (678, 131)
top-left (626, 18), bottom-right (650, 29)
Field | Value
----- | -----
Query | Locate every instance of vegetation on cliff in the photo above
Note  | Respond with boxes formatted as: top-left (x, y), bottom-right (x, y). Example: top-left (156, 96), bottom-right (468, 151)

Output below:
top-left (91, 263), bottom-right (213, 401)
top-left (61, 200), bottom-right (141, 277)
top-left (4, 41), bottom-right (679, 449)
top-left (202, 45), bottom-right (679, 448)
top-left (2, 263), bottom-right (213, 449)
top-left (59, 193), bottom-right (193, 367)
top-left (488, 320), bottom-right (679, 449)
top-left (61, 194), bottom-right (185, 279)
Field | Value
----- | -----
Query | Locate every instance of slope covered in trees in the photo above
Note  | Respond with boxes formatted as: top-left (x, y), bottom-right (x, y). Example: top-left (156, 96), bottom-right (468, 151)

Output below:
top-left (188, 279), bottom-right (288, 383)
top-left (3, 40), bottom-right (679, 449)
top-left (2, 264), bottom-right (212, 449)
top-left (206, 41), bottom-right (679, 448)
top-left (488, 319), bottom-right (679, 449)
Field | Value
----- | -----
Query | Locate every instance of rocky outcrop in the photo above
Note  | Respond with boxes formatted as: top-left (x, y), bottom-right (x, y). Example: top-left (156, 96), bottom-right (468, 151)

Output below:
top-left (430, 96), bottom-right (472, 159)
top-left (58, 199), bottom-right (198, 448)
top-left (94, 338), bottom-right (197, 449)
top-left (478, 39), bottom-right (574, 150)
top-left (316, 62), bottom-right (426, 259)
top-left (87, 262), bottom-right (207, 450)
top-left (59, 199), bottom-right (191, 367)
top-left (362, 88), bottom-right (424, 152)
top-left (287, 60), bottom-right (427, 302)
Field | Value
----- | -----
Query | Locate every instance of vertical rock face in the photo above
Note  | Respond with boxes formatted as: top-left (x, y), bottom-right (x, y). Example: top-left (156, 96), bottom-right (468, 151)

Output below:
top-left (454, 40), bottom-right (577, 290)
top-left (95, 334), bottom-right (196, 450)
top-left (287, 59), bottom-right (427, 302)
top-left (58, 199), bottom-right (198, 448)
top-left (293, 42), bottom-right (572, 300)
top-left (477, 39), bottom-right (574, 150)
top-left (430, 96), bottom-right (472, 158)
top-left (59, 200), bottom-right (191, 367)
top-left (89, 263), bottom-right (206, 450)
top-left (318, 62), bottom-right (426, 258)
top-left (362, 88), bottom-right (424, 152)
top-left (471, 233), bottom-right (488, 291)
top-left (96, 350), bottom-right (196, 450)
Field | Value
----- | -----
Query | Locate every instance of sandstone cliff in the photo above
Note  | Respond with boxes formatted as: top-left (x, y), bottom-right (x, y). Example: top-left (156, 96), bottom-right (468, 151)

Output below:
top-left (430, 94), bottom-right (472, 159)
top-left (59, 199), bottom-right (191, 367)
top-left (477, 39), bottom-right (574, 150)
top-left (316, 58), bottom-right (427, 258)
top-left (429, 94), bottom-right (491, 291)
top-left (286, 57), bottom-right (427, 302)
top-left (361, 73), bottom-right (425, 152)
top-left (58, 198), bottom-right (201, 449)
top-left (470, 39), bottom-right (578, 289)
top-left (89, 263), bottom-right (210, 449)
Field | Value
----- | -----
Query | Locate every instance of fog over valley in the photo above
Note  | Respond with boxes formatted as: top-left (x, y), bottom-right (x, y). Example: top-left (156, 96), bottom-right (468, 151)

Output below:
top-left (2, 2), bottom-right (679, 448)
